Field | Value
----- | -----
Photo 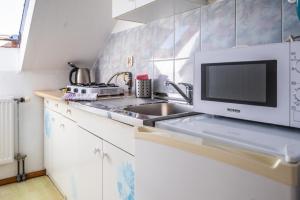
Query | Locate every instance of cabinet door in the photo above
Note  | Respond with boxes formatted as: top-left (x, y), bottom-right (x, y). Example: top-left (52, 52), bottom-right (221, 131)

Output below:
top-left (73, 126), bottom-right (103, 200)
top-left (51, 114), bottom-right (75, 197)
top-left (103, 141), bottom-right (135, 200)
top-left (135, 0), bottom-right (154, 8)
top-left (44, 108), bottom-right (58, 177)
top-left (112, 0), bottom-right (136, 18)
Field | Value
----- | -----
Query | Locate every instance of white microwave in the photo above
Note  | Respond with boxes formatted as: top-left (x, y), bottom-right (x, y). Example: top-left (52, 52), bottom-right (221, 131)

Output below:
top-left (194, 42), bottom-right (300, 128)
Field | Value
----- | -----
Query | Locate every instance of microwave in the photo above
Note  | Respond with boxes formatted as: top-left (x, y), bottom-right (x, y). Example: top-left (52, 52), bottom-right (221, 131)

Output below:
top-left (194, 42), bottom-right (300, 128)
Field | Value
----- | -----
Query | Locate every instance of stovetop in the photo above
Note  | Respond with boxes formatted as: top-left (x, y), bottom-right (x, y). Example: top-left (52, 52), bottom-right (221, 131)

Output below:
top-left (70, 83), bottom-right (119, 88)
top-left (67, 83), bottom-right (125, 96)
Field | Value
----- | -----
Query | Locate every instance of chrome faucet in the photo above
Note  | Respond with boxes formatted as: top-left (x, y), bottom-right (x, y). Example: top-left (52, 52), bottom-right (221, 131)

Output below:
top-left (164, 81), bottom-right (193, 105)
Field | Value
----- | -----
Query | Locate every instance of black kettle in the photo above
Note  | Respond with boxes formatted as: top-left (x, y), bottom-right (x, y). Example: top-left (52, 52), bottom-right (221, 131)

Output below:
top-left (68, 62), bottom-right (91, 85)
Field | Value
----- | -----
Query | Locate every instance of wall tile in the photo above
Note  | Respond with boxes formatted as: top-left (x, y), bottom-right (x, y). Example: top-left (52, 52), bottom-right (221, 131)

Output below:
top-left (201, 0), bottom-right (236, 51)
top-left (108, 32), bottom-right (123, 67)
top-left (135, 59), bottom-right (154, 78)
top-left (175, 8), bottom-right (201, 59)
top-left (119, 28), bottom-right (139, 66)
top-left (174, 59), bottom-right (194, 85)
top-left (135, 24), bottom-right (154, 60)
top-left (236, 0), bottom-right (282, 46)
top-left (151, 16), bottom-right (175, 60)
top-left (97, 0), bottom-right (300, 91)
top-left (174, 59), bottom-right (194, 99)
top-left (283, 0), bottom-right (300, 41)
top-left (153, 60), bottom-right (174, 94)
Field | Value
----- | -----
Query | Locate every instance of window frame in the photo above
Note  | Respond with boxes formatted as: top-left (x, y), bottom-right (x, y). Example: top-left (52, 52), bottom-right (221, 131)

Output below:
top-left (0, 0), bottom-right (29, 48)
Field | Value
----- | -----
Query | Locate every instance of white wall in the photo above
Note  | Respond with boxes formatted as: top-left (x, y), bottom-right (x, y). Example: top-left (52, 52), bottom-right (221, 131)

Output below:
top-left (0, 49), bottom-right (20, 71)
top-left (22, 0), bottom-right (115, 70)
top-left (0, 69), bottom-right (68, 180)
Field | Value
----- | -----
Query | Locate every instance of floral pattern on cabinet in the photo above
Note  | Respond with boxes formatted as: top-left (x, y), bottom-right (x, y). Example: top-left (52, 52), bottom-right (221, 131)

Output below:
top-left (44, 110), bottom-right (52, 138)
top-left (117, 162), bottom-right (135, 200)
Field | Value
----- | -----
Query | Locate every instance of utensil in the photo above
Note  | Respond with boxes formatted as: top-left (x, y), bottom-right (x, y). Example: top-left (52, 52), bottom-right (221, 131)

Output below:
top-left (135, 79), bottom-right (152, 98)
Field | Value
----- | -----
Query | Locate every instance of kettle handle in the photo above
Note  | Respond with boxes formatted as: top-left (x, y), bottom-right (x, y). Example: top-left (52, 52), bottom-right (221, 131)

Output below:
top-left (68, 62), bottom-right (78, 85)
top-left (69, 68), bottom-right (77, 85)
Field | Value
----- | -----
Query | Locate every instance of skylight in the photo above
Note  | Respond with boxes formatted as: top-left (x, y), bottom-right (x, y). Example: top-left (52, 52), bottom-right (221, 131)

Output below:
top-left (0, 0), bottom-right (26, 48)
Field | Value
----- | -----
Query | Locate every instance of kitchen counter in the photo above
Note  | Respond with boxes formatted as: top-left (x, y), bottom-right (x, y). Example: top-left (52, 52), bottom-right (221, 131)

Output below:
top-left (36, 90), bottom-right (300, 186)
top-left (35, 90), bottom-right (65, 101)
top-left (155, 114), bottom-right (300, 162)
top-left (35, 90), bottom-right (150, 126)
top-left (136, 122), bottom-right (300, 187)
top-left (35, 90), bottom-right (196, 126)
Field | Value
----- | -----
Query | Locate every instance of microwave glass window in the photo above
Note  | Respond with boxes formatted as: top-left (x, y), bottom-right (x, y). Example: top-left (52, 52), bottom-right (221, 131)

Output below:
top-left (206, 64), bottom-right (266, 102)
top-left (201, 60), bottom-right (277, 107)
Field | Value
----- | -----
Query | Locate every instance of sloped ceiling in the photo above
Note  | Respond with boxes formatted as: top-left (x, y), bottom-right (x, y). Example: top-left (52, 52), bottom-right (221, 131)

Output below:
top-left (22, 0), bottom-right (115, 70)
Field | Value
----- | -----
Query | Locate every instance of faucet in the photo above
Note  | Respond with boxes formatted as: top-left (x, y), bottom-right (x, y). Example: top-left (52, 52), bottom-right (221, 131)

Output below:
top-left (164, 81), bottom-right (193, 105)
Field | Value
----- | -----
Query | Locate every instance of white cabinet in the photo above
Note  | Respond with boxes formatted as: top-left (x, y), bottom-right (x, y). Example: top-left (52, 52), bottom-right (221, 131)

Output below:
top-left (112, 0), bottom-right (204, 23)
top-left (103, 141), bottom-right (135, 200)
top-left (112, 0), bottom-right (136, 18)
top-left (73, 126), bottom-right (103, 200)
top-left (43, 99), bottom-right (135, 200)
top-left (135, 128), bottom-right (300, 200)
top-left (44, 108), bottom-right (57, 177)
top-left (135, 0), bottom-right (154, 8)
top-left (51, 112), bottom-right (78, 198)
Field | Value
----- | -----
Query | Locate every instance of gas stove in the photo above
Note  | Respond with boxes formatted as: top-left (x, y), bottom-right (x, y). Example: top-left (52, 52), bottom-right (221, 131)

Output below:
top-left (67, 83), bottom-right (125, 97)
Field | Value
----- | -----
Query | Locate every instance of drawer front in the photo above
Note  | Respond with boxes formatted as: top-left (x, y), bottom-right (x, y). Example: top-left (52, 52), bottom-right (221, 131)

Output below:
top-left (77, 110), bottom-right (135, 155)
top-left (44, 99), bottom-right (135, 155)
top-left (44, 99), bottom-right (80, 122)
top-left (58, 103), bottom-right (81, 122)
top-left (44, 99), bottom-right (60, 113)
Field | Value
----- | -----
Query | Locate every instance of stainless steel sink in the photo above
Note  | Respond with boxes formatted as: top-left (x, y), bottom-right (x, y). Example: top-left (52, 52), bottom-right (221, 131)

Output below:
top-left (78, 97), bottom-right (199, 127)
top-left (124, 103), bottom-right (193, 117)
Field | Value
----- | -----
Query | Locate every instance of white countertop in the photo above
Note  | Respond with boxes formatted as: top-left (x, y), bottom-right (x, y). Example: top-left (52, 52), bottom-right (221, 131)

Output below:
top-left (157, 114), bottom-right (300, 163)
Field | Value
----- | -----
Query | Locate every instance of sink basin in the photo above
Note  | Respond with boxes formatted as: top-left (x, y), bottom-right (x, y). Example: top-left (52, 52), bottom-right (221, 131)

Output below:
top-left (124, 103), bottom-right (193, 117)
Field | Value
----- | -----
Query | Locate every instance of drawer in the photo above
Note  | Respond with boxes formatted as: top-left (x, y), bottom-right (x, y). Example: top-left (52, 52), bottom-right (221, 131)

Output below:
top-left (44, 99), bottom-right (61, 113)
top-left (44, 99), bottom-right (80, 122)
top-left (77, 110), bottom-right (135, 155)
top-left (58, 102), bottom-right (81, 122)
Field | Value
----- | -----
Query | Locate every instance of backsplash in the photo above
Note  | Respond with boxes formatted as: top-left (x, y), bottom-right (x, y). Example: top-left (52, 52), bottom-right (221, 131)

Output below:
top-left (94, 0), bottom-right (300, 96)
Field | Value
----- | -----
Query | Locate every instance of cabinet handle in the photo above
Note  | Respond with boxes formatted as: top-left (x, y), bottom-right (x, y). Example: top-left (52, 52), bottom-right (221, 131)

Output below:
top-left (102, 152), bottom-right (109, 159)
top-left (46, 100), bottom-right (49, 104)
top-left (55, 104), bottom-right (59, 108)
top-left (94, 148), bottom-right (102, 155)
top-left (66, 109), bottom-right (72, 114)
top-left (60, 124), bottom-right (65, 128)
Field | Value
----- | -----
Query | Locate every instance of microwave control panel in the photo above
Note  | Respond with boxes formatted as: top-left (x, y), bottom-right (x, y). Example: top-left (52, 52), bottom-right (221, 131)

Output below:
top-left (290, 42), bottom-right (300, 128)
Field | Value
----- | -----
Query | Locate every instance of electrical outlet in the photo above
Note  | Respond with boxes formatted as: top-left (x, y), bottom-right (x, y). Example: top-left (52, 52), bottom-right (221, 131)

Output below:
top-left (128, 56), bottom-right (134, 68)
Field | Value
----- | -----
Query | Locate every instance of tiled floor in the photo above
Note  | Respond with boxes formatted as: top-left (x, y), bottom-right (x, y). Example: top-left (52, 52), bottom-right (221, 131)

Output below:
top-left (0, 176), bottom-right (64, 200)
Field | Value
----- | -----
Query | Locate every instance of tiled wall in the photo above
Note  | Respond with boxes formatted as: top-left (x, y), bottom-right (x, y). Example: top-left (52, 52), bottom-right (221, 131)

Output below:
top-left (94, 0), bottom-right (300, 96)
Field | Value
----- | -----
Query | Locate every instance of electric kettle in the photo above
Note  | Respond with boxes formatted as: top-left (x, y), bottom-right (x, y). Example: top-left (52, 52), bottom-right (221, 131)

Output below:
top-left (68, 62), bottom-right (91, 85)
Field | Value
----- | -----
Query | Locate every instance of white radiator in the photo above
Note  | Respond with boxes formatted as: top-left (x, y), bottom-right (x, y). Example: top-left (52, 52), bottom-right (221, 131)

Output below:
top-left (0, 98), bottom-right (15, 165)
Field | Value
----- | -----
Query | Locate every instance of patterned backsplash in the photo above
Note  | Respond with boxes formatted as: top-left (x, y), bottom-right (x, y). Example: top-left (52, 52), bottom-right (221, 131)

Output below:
top-left (94, 0), bottom-right (300, 96)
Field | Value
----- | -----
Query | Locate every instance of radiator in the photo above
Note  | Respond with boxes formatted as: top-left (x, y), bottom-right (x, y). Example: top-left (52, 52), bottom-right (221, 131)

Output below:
top-left (0, 98), bottom-right (15, 165)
